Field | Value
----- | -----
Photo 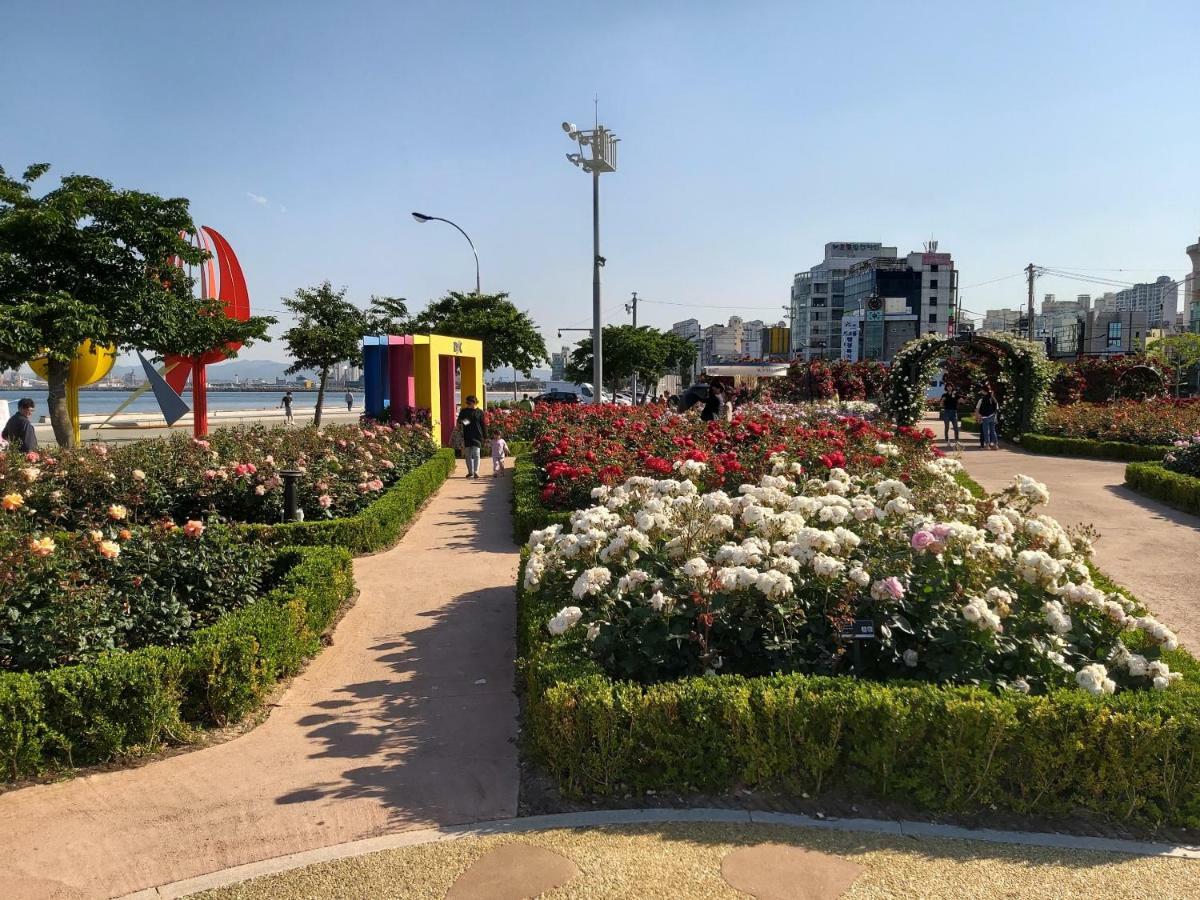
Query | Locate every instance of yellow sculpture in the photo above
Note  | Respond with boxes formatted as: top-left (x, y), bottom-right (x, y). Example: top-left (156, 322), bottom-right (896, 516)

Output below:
top-left (29, 340), bottom-right (117, 445)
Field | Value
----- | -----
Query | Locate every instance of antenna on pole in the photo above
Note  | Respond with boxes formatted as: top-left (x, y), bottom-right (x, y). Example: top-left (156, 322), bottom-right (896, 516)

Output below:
top-left (594, 94), bottom-right (599, 129)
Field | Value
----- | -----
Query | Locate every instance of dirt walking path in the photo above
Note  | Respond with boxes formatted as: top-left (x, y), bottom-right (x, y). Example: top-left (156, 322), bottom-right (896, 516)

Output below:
top-left (955, 439), bottom-right (1200, 651)
top-left (0, 461), bottom-right (520, 900)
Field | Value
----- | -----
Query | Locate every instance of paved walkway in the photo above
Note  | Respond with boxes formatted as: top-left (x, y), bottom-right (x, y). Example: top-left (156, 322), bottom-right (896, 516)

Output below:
top-left (0, 461), bottom-right (520, 900)
top-left (954, 438), bottom-right (1200, 651)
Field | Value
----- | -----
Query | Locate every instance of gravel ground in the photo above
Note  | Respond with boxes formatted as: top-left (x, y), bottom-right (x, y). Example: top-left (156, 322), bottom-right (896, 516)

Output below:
top-left (198, 822), bottom-right (1200, 899)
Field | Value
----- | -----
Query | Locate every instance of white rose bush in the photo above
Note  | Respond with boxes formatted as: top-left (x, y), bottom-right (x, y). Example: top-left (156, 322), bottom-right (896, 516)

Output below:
top-left (526, 455), bottom-right (1181, 695)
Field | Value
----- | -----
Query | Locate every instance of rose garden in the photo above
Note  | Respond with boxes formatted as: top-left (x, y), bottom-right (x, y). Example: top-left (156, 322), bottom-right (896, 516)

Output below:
top-left (5, 325), bottom-right (1200, 893)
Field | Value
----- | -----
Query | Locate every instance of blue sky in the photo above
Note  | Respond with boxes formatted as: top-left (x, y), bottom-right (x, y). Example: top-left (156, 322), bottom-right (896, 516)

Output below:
top-left (3, 0), bottom-right (1198, 364)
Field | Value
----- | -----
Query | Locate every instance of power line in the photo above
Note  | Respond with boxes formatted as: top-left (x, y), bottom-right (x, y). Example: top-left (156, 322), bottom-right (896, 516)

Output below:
top-left (637, 298), bottom-right (788, 311)
top-left (958, 272), bottom-right (1026, 290)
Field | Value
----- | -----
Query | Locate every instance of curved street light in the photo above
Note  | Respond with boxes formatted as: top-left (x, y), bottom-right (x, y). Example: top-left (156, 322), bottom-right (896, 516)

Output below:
top-left (411, 211), bottom-right (481, 295)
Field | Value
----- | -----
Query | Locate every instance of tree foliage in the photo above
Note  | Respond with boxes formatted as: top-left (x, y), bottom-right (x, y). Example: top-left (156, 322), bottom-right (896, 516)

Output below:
top-left (409, 290), bottom-right (547, 374)
top-left (281, 282), bottom-right (368, 425)
top-left (1149, 333), bottom-right (1200, 396)
top-left (565, 325), bottom-right (697, 394)
top-left (366, 295), bottom-right (410, 335)
top-left (0, 164), bottom-right (273, 445)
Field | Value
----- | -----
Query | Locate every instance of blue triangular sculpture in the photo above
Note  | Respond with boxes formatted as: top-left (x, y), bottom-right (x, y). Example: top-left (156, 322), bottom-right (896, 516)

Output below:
top-left (139, 352), bottom-right (191, 426)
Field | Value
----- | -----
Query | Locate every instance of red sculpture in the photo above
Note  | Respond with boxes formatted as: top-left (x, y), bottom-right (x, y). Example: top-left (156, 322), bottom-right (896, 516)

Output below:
top-left (165, 226), bottom-right (250, 437)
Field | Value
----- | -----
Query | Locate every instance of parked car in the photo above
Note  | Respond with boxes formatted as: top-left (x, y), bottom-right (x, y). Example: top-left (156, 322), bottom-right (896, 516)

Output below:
top-left (532, 391), bottom-right (581, 404)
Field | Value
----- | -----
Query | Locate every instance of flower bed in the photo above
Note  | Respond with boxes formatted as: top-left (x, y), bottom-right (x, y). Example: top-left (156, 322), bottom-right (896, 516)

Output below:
top-left (513, 402), bottom-right (1200, 825)
top-left (520, 404), bottom-right (937, 513)
top-left (1041, 400), bottom-right (1200, 446)
top-left (0, 443), bottom-right (457, 780)
top-left (0, 421), bottom-right (437, 530)
top-left (0, 543), bottom-right (353, 780)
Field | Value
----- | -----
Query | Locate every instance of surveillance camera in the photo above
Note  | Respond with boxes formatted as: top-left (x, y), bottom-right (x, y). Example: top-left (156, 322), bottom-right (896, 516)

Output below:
top-left (596, 255), bottom-right (607, 267)
top-left (561, 121), bottom-right (575, 134)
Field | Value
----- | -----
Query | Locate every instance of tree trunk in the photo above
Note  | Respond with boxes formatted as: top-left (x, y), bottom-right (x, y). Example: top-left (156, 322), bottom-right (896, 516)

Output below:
top-left (47, 358), bottom-right (74, 448)
top-left (314, 368), bottom-right (328, 427)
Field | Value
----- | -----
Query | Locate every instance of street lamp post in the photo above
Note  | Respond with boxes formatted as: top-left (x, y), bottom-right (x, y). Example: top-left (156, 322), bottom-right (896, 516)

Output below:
top-left (411, 212), bottom-right (480, 294)
top-left (411, 211), bottom-right (506, 398)
top-left (562, 119), bottom-right (619, 403)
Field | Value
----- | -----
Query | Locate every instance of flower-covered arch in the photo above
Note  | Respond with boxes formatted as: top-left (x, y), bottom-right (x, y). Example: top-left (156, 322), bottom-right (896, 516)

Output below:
top-left (882, 333), bottom-right (1052, 437)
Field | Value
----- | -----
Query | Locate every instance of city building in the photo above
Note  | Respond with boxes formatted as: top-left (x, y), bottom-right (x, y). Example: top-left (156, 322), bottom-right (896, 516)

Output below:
top-left (740, 319), bottom-right (766, 357)
top-left (839, 247), bottom-right (956, 362)
top-left (702, 316), bottom-right (745, 365)
top-left (791, 242), bottom-right (897, 361)
top-left (550, 346), bottom-right (569, 381)
top-left (760, 324), bottom-right (791, 359)
top-left (982, 309), bottom-right (1023, 334)
top-left (1083, 308), bottom-right (1148, 356)
top-left (1188, 236), bottom-right (1200, 333)
top-left (671, 318), bottom-right (703, 383)
top-left (1112, 276), bottom-right (1178, 328)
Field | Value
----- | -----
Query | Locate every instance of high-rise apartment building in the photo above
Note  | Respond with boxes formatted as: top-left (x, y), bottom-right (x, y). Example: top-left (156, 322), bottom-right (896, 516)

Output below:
top-left (550, 346), bottom-right (569, 381)
top-left (702, 316), bottom-right (745, 365)
top-left (1113, 276), bottom-right (1178, 327)
top-left (839, 249), bottom-right (956, 361)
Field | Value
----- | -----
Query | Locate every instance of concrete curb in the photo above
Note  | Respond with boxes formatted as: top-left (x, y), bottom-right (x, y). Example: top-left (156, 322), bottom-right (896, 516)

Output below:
top-left (119, 808), bottom-right (1200, 898)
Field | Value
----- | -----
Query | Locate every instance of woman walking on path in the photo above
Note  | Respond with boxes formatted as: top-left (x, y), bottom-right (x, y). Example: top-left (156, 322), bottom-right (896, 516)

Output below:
top-left (457, 395), bottom-right (487, 478)
top-left (941, 389), bottom-right (961, 443)
top-left (976, 385), bottom-right (1000, 450)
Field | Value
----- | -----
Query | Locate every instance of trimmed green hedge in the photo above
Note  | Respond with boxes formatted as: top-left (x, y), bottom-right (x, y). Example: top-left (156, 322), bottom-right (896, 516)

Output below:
top-left (240, 448), bottom-right (456, 554)
top-left (514, 462), bottom-right (1200, 826)
top-left (1126, 462), bottom-right (1200, 517)
top-left (1017, 433), bottom-right (1169, 462)
top-left (0, 545), bottom-right (354, 781)
top-left (512, 454), bottom-right (569, 544)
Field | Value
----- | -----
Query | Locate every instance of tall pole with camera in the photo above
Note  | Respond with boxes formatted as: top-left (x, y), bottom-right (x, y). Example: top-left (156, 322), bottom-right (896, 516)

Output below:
top-left (562, 117), bottom-right (619, 402)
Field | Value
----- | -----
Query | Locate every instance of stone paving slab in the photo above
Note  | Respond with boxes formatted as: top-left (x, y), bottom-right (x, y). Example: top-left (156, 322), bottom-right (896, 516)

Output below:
top-left (0, 460), bottom-right (520, 899)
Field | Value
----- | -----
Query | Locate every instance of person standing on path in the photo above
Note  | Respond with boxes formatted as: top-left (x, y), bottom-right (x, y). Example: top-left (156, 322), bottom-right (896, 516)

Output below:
top-left (490, 429), bottom-right (510, 477)
top-left (1, 398), bottom-right (38, 452)
top-left (976, 385), bottom-right (1000, 450)
top-left (700, 384), bottom-right (724, 422)
top-left (345, 390), bottom-right (354, 412)
top-left (280, 390), bottom-right (295, 425)
top-left (457, 395), bottom-right (487, 478)
top-left (941, 389), bottom-right (961, 443)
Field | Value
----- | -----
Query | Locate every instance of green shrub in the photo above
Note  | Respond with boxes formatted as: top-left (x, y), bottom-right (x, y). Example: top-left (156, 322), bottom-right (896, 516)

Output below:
top-left (1125, 462), bottom-right (1200, 516)
top-left (1018, 433), bottom-right (1169, 461)
top-left (0, 544), bottom-right (354, 780)
top-left (241, 448), bottom-right (456, 554)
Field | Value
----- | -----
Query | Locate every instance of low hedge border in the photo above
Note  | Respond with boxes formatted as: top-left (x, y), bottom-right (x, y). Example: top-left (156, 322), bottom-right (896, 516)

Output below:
top-left (512, 454), bottom-right (569, 544)
top-left (240, 447), bottom-right (456, 554)
top-left (1016, 433), bottom-right (1169, 462)
top-left (514, 461), bottom-right (1200, 827)
top-left (0, 544), bottom-right (355, 781)
top-left (1125, 462), bottom-right (1200, 517)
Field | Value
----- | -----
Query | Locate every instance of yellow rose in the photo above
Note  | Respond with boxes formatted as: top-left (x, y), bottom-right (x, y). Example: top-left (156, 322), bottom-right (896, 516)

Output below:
top-left (2, 493), bottom-right (23, 511)
top-left (28, 536), bottom-right (56, 557)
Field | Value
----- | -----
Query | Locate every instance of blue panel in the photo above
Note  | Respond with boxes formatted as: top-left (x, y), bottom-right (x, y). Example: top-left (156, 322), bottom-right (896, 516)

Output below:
top-left (363, 344), bottom-right (387, 415)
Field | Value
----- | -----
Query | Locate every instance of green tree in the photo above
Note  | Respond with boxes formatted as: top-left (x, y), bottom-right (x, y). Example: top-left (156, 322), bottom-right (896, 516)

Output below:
top-left (566, 325), bottom-right (696, 400)
top-left (0, 164), bottom-right (273, 446)
top-left (281, 282), bottom-right (368, 426)
top-left (1150, 333), bottom-right (1200, 397)
top-left (366, 295), bottom-right (410, 335)
top-left (410, 290), bottom-right (547, 375)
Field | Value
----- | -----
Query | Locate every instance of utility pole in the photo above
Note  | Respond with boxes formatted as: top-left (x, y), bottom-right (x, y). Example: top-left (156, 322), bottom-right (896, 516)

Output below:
top-left (625, 291), bottom-right (639, 403)
top-left (1026, 263), bottom-right (1037, 341)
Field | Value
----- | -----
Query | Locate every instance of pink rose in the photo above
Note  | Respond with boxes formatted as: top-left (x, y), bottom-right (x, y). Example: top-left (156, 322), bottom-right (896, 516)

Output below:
top-left (183, 520), bottom-right (205, 538)
top-left (883, 576), bottom-right (905, 600)
top-left (318, 494), bottom-right (333, 509)
top-left (931, 523), bottom-right (952, 540)
top-left (24, 451), bottom-right (40, 463)
top-left (910, 530), bottom-right (935, 551)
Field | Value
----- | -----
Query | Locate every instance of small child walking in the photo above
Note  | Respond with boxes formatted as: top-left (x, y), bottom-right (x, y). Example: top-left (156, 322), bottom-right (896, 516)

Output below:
top-left (490, 430), bottom-right (510, 477)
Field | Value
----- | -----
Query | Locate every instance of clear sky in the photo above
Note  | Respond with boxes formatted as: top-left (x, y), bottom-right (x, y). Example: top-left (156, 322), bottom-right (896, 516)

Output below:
top-left (3, 0), bottom-right (1198, 364)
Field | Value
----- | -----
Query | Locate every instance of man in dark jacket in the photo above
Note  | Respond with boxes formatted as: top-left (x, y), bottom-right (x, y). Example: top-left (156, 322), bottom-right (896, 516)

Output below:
top-left (2, 398), bottom-right (38, 452)
top-left (457, 395), bottom-right (487, 478)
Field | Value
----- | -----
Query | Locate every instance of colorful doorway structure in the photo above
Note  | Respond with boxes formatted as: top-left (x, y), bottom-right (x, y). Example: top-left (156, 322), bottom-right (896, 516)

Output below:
top-left (362, 334), bottom-right (484, 446)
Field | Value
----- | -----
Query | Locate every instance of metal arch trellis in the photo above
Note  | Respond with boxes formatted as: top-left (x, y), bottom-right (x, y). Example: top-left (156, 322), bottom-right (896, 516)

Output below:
top-left (887, 332), bottom-right (1050, 438)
